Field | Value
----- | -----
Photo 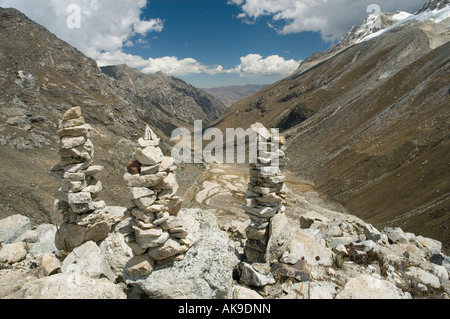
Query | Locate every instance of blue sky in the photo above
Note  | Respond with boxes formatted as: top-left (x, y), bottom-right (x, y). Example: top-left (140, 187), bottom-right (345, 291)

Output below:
top-left (0, 0), bottom-right (426, 88)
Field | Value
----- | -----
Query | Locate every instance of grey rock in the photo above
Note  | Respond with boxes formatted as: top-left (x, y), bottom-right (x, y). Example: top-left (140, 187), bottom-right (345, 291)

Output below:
top-left (405, 267), bottom-right (441, 289)
top-left (232, 285), bottom-right (264, 299)
top-left (384, 227), bottom-right (409, 244)
top-left (239, 262), bottom-right (276, 287)
top-left (99, 232), bottom-right (134, 278)
top-left (0, 214), bottom-right (32, 244)
top-left (61, 241), bottom-right (116, 283)
top-left (14, 274), bottom-right (126, 299)
top-left (336, 274), bottom-right (411, 299)
top-left (0, 242), bottom-right (28, 264)
top-left (27, 224), bottom-right (57, 259)
top-left (281, 229), bottom-right (334, 266)
top-left (135, 146), bottom-right (163, 166)
top-left (363, 224), bottom-right (383, 242)
top-left (300, 211), bottom-right (328, 229)
top-left (130, 209), bottom-right (239, 299)
top-left (264, 212), bottom-right (292, 263)
top-left (415, 236), bottom-right (442, 256)
top-left (125, 255), bottom-right (155, 277)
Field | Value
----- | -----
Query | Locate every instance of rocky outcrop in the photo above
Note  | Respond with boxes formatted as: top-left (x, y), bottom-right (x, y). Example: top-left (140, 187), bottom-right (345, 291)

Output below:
top-left (127, 208), bottom-right (239, 299)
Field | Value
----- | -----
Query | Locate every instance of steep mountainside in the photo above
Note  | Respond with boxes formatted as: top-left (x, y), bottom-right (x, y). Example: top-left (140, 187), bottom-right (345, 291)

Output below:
top-left (203, 85), bottom-right (268, 108)
top-left (101, 65), bottom-right (227, 135)
top-left (214, 4), bottom-right (450, 252)
top-left (0, 8), bottom-right (223, 224)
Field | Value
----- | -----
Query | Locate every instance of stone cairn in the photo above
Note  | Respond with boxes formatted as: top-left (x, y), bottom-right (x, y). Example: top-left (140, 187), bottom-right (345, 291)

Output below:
top-left (243, 123), bottom-right (291, 263)
top-left (124, 125), bottom-right (192, 266)
top-left (53, 107), bottom-right (111, 252)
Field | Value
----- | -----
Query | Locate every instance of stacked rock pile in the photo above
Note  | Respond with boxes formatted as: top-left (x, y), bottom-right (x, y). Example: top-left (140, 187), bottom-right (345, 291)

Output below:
top-left (124, 125), bottom-right (193, 266)
top-left (243, 123), bottom-right (291, 263)
top-left (53, 107), bottom-right (112, 252)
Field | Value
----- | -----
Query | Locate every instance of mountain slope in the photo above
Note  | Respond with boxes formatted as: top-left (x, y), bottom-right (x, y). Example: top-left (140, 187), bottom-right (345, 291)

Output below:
top-left (101, 65), bottom-right (226, 135)
top-left (0, 8), bottom-right (222, 224)
top-left (214, 5), bottom-right (450, 252)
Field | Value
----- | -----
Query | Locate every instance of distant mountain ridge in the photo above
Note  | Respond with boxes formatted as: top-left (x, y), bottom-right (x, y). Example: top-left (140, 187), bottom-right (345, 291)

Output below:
top-left (203, 84), bottom-right (268, 108)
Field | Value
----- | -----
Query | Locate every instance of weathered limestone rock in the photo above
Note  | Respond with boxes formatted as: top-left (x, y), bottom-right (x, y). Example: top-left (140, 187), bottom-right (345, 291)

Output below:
top-left (129, 209), bottom-right (239, 299)
top-left (0, 214), bottom-right (32, 244)
top-left (14, 274), bottom-right (126, 299)
top-left (61, 241), bottom-right (116, 283)
top-left (0, 242), bottom-right (28, 264)
top-left (335, 274), bottom-right (411, 299)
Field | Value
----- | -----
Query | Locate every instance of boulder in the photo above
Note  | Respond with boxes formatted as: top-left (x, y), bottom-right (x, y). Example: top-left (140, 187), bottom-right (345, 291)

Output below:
top-left (0, 242), bottom-right (28, 264)
top-left (335, 274), bottom-right (411, 299)
top-left (61, 241), bottom-right (116, 283)
top-left (27, 224), bottom-right (57, 259)
top-left (14, 274), bottom-right (126, 299)
top-left (232, 285), bottom-right (264, 299)
top-left (62, 107), bottom-right (82, 120)
top-left (300, 211), bottom-right (328, 229)
top-left (264, 212), bottom-right (292, 263)
top-left (129, 209), bottom-right (239, 299)
top-left (0, 214), bottom-right (32, 244)
top-left (405, 267), bottom-right (441, 289)
top-left (384, 227), bottom-right (409, 244)
top-left (363, 224), bottom-right (383, 242)
top-left (99, 232), bottom-right (134, 278)
top-left (281, 228), bottom-right (334, 266)
top-left (239, 262), bottom-right (276, 287)
top-left (125, 255), bottom-right (155, 278)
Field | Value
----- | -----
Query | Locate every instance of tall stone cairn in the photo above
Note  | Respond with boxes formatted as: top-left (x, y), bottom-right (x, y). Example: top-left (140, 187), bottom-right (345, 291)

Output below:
top-left (243, 123), bottom-right (291, 264)
top-left (53, 106), bottom-right (111, 252)
top-left (124, 125), bottom-right (192, 266)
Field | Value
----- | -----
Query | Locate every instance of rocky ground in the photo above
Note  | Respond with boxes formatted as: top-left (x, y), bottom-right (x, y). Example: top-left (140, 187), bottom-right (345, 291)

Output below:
top-left (1, 163), bottom-right (449, 299)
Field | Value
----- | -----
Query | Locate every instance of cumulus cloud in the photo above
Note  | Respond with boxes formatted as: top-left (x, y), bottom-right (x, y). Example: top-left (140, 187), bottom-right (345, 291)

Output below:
top-left (229, 0), bottom-right (426, 41)
top-left (228, 54), bottom-right (301, 76)
top-left (95, 51), bottom-right (225, 77)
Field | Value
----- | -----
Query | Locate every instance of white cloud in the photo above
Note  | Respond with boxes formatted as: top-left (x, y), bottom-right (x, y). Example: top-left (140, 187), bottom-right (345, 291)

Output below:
top-left (229, 0), bottom-right (427, 41)
top-left (0, 0), bottom-right (304, 78)
top-left (228, 54), bottom-right (301, 76)
top-left (95, 51), bottom-right (225, 77)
